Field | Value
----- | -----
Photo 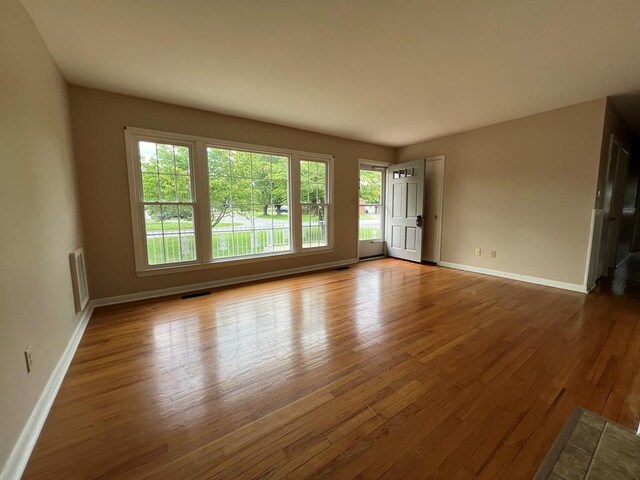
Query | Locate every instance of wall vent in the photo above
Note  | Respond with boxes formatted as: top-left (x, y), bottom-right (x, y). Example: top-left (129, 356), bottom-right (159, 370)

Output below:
top-left (69, 248), bottom-right (89, 312)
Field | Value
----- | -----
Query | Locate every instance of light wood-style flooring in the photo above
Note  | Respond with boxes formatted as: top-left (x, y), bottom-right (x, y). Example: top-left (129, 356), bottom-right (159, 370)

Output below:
top-left (23, 258), bottom-right (640, 479)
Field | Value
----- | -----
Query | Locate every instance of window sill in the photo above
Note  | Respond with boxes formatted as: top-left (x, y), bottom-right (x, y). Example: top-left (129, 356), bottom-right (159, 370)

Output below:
top-left (135, 247), bottom-right (334, 277)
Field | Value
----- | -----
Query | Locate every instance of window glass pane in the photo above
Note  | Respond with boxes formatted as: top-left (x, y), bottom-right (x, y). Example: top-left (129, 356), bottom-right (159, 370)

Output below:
top-left (207, 146), bottom-right (291, 259)
top-left (212, 211), bottom-right (234, 258)
top-left (139, 141), bottom-right (158, 173)
top-left (317, 183), bottom-right (326, 203)
top-left (210, 177), bottom-right (230, 205)
top-left (139, 140), bottom-right (193, 204)
top-left (144, 205), bottom-right (195, 265)
top-left (230, 150), bottom-right (252, 178)
top-left (253, 177), bottom-right (272, 211)
top-left (300, 161), bottom-right (327, 203)
top-left (358, 169), bottom-right (383, 241)
top-left (271, 155), bottom-right (289, 179)
top-left (272, 204), bottom-right (289, 221)
top-left (300, 162), bottom-right (310, 202)
top-left (158, 174), bottom-right (177, 202)
top-left (208, 148), bottom-right (231, 177)
top-left (272, 179), bottom-right (288, 205)
top-left (232, 205), bottom-right (252, 229)
top-left (233, 229), bottom-right (254, 256)
top-left (302, 205), bottom-right (328, 248)
top-left (137, 140), bottom-right (196, 266)
top-left (231, 178), bottom-right (252, 204)
top-left (174, 146), bottom-right (190, 174)
top-left (359, 207), bottom-right (382, 240)
top-left (252, 153), bottom-right (271, 178)
top-left (176, 176), bottom-right (192, 202)
top-left (297, 183), bottom-right (306, 203)
top-left (157, 143), bottom-right (176, 175)
top-left (142, 173), bottom-right (160, 202)
top-left (300, 160), bottom-right (328, 248)
top-left (359, 170), bottom-right (382, 204)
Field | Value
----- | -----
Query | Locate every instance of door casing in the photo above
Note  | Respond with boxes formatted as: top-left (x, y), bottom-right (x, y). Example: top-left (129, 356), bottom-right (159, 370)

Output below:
top-left (423, 155), bottom-right (445, 264)
top-left (358, 159), bottom-right (390, 259)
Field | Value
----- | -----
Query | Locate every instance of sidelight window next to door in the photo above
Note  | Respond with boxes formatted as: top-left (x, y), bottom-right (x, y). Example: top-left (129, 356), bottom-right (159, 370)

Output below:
top-left (358, 166), bottom-right (385, 258)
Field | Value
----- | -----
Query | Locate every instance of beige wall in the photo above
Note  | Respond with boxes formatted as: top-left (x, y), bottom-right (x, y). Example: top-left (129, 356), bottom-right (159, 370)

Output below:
top-left (398, 99), bottom-right (607, 286)
top-left (0, 0), bottom-right (84, 472)
top-left (68, 86), bottom-right (394, 299)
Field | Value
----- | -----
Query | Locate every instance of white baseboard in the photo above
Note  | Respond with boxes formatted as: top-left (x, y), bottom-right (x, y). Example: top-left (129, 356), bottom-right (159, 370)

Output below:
top-left (93, 258), bottom-right (358, 307)
top-left (0, 257), bottom-right (358, 479)
top-left (438, 262), bottom-right (588, 293)
top-left (1, 303), bottom-right (94, 480)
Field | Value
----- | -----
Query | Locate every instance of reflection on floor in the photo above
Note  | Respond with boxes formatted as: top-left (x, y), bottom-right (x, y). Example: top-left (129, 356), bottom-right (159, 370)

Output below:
top-left (593, 251), bottom-right (640, 300)
top-left (22, 258), bottom-right (640, 479)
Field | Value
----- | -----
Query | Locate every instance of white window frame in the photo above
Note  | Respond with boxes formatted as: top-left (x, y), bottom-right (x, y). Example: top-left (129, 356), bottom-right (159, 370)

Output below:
top-left (124, 126), bottom-right (334, 276)
top-left (299, 157), bottom-right (332, 250)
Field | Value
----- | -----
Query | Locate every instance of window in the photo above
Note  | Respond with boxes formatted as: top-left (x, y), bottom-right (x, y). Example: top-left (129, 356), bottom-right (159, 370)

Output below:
top-left (138, 140), bottom-right (196, 265)
top-left (207, 147), bottom-right (291, 258)
top-left (300, 160), bottom-right (329, 248)
top-left (359, 168), bottom-right (384, 240)
top-left (125, 127), bottom-right (333, 274)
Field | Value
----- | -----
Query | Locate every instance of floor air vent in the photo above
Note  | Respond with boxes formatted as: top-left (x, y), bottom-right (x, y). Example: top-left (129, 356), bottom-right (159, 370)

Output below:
top-left (335, 266), bottom-right (350, 271)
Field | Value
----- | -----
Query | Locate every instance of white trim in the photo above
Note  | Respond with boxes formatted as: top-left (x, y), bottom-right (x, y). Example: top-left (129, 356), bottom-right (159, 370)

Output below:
top-left (125, 126), bottom-right (333, 160)
top-left (135, 247), bottom-right (334, 276)
top-left (424, 155), bottom-right (445, 264)
top-left (585, 209), bottom-right (604, 291)
top-left (358, 159), bottom-right (387, 259)
top-left (0, 303), bottom-right (94, 480)
top-left (69, 248), bottom-right (89, 311)
top-left (358, 158), bottom-right (391, 168)
top-left (94, 258), bottom-right (358, 307)
top-left (438, 262), bottom-right (588, 293)
top-left (299, 155), bottom-right (334, 251)
top-left (124, 126), bottom-right (335, 275)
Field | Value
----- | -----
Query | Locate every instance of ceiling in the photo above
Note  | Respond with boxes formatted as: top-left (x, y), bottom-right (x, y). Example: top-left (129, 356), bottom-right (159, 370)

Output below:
top-left (21, 0), bottom-right (640, 147)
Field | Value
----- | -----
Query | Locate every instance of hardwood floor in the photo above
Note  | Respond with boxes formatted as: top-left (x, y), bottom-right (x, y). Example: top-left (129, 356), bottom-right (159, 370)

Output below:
top-left (23, 258), bottom-right (640, 479)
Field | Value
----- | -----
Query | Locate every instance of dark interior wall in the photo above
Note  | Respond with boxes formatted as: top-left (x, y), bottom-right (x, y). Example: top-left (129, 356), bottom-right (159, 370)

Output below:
top-left (597, 100), bottom-right (638, 266)
top-left (595, 100), bottom-right (634, 209)
top-left (617, 146), bottom-right (639, 261)
top-left (631, 137), bottom-right (640, 252)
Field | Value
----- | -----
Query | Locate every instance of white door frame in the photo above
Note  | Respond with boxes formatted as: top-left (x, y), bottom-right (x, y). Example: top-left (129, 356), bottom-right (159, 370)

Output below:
top-left (424, 155), bottom-right (445, 264)
top-left (357, 159), bottom-right (390, 259)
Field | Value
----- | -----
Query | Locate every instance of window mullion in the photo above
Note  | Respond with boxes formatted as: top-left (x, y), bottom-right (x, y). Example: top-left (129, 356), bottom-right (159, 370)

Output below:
top-left (291, 154), bottom-right (302, 252)
top-left (193, 140), bottom-right (211, 262)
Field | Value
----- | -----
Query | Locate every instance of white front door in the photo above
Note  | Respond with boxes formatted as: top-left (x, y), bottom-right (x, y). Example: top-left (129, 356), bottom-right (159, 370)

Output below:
top-left (385, 159), bottom-right (424, 263)
top-left (423, 156), bottom-right (445, 263)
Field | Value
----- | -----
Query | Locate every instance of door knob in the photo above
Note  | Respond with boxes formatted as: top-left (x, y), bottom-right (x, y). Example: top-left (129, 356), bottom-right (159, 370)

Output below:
top-left (433, 215), bottom-right (439, 220)
top-left (416, 215), bottom-right (423, 227)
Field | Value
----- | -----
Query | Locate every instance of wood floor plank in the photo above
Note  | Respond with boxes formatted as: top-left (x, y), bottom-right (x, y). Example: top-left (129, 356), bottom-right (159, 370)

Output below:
top-left (22, 257), bottom-right (640, 479)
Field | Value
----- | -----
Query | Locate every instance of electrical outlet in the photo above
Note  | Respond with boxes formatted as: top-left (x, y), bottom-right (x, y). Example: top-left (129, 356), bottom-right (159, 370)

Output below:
top-left (475, 248), bottom-right (481, 256)
top-left (24, 346), bottom-right (33, 373)
top-left (490, 251), bottom-right (496, 258)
